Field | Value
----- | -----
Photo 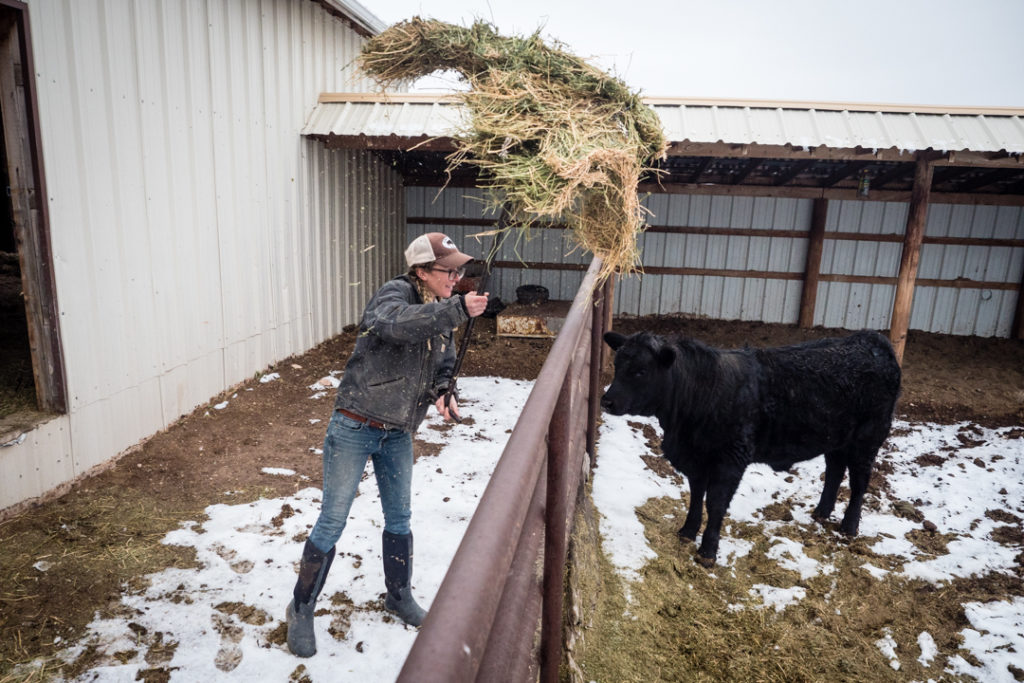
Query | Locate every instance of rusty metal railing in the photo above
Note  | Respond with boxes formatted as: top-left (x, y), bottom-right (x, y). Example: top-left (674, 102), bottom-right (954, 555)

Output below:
top-left (398, 258), bottom-right (612, 682)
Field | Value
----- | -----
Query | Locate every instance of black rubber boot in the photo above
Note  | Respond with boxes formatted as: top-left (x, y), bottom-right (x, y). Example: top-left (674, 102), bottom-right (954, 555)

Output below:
top-left (382, 530), bottom-right (427, 627)
top-left (286, 539), bottom-right (335, 657)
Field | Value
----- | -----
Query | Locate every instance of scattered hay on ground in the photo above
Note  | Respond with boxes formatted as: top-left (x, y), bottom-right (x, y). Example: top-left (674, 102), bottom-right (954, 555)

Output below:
top-left (574, 492), bottom-right (1024, 682)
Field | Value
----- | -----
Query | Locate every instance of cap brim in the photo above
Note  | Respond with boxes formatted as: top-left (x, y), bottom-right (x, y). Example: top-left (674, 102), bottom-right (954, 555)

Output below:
top-left (436, 252), bottom-right (473, 269)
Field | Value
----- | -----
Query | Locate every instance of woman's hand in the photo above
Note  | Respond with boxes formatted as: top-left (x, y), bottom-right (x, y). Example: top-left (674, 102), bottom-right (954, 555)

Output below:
top-left (463, 292), bottom-right (489, 317)
top-left (435, 394), bottom-right (461, 421)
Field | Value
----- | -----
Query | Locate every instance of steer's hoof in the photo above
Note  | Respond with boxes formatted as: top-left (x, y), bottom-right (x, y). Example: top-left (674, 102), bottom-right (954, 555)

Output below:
top-left (694, 554), bottom-right (716, 569)
top-left (676, 528), bottom-right (697, 544)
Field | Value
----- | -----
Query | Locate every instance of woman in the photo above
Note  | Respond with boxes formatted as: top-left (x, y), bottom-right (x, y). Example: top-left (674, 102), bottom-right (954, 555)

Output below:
top-left (287, 232), bottom-right (489, 657)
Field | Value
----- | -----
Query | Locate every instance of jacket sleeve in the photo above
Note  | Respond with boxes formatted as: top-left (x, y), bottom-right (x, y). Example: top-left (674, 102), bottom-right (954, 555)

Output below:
top-left (363, 280), bottom-right (468, 344)
top-left (432, 328), bottom-right (459, 397)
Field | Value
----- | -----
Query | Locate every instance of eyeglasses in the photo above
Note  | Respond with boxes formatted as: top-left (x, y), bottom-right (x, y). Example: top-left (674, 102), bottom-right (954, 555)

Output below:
top-left (431, 266), bottom-right (465, 280)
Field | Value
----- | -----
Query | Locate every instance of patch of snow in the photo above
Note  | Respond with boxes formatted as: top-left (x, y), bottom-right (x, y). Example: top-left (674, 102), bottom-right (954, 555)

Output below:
top-left (947, 597), bottom-right (1024, 682)
top-left (260, 467), bottom-right (296, 476)
top-left (766, 536), bottom-right (834, 580)
top-left (875, 627), bottom-right (900, 670)
top-left (917, 631), bottom-right (937, 667)
top-left (750, 583), bottom-right (806, 612)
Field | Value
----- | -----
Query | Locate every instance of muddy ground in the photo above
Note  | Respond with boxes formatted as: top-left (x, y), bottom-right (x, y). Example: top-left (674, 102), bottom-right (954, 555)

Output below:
top-left (1, 314), bottom-right (1022, 678)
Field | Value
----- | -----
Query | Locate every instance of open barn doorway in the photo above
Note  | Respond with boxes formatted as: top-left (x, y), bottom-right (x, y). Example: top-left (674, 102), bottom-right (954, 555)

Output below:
top-left (0, 1), bottom-right (65, 436)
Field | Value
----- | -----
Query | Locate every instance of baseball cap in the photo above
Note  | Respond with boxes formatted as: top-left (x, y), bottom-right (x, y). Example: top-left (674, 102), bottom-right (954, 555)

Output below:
top-left (404, 232), bottom-right (473, 269)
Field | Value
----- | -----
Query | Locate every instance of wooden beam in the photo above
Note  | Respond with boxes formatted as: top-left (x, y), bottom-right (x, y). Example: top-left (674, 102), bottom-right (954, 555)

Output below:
top-left (821, 160), bottom-right (870, 188)
top-left (932, 166), bottom-right (970, 186)
top-left (956, 168), bottom-right (1019, 193)
top-left (773, 160), bottom-right (815, 186)
top-left (634, 181), bottom-right (1024, 206)
top-left (407, 215), bottom-right (1024, 248)
top-left (889, 156), bottom-right (935, 364)
top-left (732, 158), bottom-right (762, 185)
top-left (317, 133), bottom-right (460, 152)
top-left (689, 157), bottom-right (713, 184)
top-left (318, 92), bottom-right (1024, 117)
top-left (489, 259), bottom-right (1018, 291)
top-left (870, 163), bottom-right (913, 189)
top-left (799, 198), bottom-right (828, 327)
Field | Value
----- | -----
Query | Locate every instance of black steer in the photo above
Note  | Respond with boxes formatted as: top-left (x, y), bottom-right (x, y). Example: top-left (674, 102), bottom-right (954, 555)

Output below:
top-left (601, 329), bottom-right (901, 567)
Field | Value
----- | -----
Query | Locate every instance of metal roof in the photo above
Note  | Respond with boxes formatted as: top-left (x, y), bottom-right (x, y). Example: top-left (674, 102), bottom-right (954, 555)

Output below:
top-left (303, 93), bottom-right (1024, 156)
top-left (303, 94), bottom-right (1024, 199)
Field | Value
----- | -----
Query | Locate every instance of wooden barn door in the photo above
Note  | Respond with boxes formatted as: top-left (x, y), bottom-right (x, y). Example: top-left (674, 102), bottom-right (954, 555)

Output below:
top-left (0, 0), bottom-right (65, 419)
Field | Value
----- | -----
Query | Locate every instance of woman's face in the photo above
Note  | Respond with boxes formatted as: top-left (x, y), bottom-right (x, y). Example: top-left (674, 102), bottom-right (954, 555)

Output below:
top-left (417, 265), bottom-right (462, 299)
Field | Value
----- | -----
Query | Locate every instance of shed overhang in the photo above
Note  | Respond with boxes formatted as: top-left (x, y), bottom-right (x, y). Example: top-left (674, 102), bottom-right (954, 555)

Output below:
top-left (302, 93), bottom-right (1024, 201)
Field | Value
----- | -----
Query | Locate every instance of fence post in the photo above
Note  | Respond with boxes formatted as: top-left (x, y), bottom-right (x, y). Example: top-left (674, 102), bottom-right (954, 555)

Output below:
top-left (475, 466), bottom-right (547, 682)
top-left (587, 282), bottom-right (604, 458)
top-left (541, 374), bottom-right (572, 683)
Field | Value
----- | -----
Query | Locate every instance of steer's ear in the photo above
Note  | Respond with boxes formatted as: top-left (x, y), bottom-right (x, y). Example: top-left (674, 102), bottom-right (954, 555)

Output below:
top-left (604, 331), bottom-right (627, 351)
top-left (656, 345), bottom-right (676, 367)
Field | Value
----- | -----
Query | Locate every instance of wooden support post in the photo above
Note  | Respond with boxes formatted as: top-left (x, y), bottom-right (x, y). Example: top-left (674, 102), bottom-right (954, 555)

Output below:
top-left (798, 198), bottom-right (828, 328)
top-left (1012, 258), bottom-right (1024, 340)
top-left (587, 281), bottom-right (604, 459)
top-left (889, 157), bottom-right (935, 364)
top-left (602, 274), bottom-right (615, 333)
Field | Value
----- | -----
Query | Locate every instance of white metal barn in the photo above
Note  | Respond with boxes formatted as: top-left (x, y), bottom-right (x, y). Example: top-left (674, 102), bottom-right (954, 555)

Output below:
top-left (0, 0), bottom-right (407, 513)
top-left (3, 1), bottom-right (1023, 516)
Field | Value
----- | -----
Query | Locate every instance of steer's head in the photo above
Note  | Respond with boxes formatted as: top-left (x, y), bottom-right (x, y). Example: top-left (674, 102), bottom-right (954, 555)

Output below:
top-left (600, 331), bottom-right (676, 417)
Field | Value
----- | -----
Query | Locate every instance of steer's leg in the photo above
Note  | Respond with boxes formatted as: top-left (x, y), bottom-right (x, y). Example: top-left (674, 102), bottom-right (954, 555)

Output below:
top-left (840, 449), bottom-right (877, 536)
top-left (695, 469), bottom-right (744, 567)
top-left (813, 450), bottom-right (847, 524)
top-left (677, 471), bottom-right (707, 544)
top-left (839, 413), bottom-right (894, 535)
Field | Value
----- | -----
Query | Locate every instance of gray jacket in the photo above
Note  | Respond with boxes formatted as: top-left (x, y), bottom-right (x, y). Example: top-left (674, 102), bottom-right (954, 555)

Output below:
top-left (334, 275), bottom-right (468, 432)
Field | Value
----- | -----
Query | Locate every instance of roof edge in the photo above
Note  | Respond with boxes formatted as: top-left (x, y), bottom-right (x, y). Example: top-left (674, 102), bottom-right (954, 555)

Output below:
top-left (312, 0), bottom-right (387, 37)
top-left (317, 91), bottom-right (1024, 117)
top-left (642, 96), bottom-right (1024, 116)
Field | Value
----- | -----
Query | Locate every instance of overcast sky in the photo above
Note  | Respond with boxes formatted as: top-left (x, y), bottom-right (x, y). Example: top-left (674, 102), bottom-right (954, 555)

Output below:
top-left (358, 0), bottom-right (1024, 108)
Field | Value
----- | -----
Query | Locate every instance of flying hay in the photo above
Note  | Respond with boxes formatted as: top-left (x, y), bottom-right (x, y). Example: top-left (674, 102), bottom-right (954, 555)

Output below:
top-left (358, 17), bottom-right (667, 280)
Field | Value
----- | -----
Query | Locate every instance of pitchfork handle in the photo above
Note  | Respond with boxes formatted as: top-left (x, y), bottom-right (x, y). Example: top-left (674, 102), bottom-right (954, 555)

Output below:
top-left (443, 207), bottom-right (509, 423)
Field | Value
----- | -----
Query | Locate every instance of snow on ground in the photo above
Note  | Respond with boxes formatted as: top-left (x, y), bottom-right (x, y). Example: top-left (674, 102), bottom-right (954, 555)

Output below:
top-left (21, 377), bottom-right (1024, 682)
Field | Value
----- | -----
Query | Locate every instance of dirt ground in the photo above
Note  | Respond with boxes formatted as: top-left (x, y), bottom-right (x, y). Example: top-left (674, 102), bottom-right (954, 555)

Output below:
top-left (1, 313), bottom-right (1023, 678)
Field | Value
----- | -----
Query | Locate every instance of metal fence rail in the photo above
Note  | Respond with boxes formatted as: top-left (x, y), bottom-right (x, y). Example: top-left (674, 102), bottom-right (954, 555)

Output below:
top-left (398, 258), bottom-right (611, 682)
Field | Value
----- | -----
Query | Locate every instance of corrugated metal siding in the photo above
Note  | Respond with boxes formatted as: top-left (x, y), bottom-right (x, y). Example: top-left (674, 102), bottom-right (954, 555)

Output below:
top-left (405, 186), bottom-right (590, 303)
top-left (2, 0), bottom-right (403, 511)
top-left (619, 194), bottom-right (810, 323)
top-left (817, 201), bottom-right (908, 330)
top-left (913, 204), bottom-right (1024, 337)
top-left (817, 201), bottom-right (1024, 336)
top-left (405, 187), bottom-right (1021, 338)
top-left (304, 98), bottom-right (1024, 155)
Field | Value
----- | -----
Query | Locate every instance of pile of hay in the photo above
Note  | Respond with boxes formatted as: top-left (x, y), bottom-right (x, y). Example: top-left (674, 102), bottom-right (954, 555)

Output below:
top-left (359, 17), bottom-right (667, 279)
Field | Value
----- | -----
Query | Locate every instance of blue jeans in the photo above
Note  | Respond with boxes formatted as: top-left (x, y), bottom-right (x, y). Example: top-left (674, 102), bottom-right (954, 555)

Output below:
top-left (306, 411), bottom-right (414, 553)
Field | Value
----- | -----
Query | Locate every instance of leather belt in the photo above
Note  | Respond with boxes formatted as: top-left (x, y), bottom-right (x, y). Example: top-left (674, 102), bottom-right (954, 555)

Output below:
top-left (337, 408), bottom-right (388, 430)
